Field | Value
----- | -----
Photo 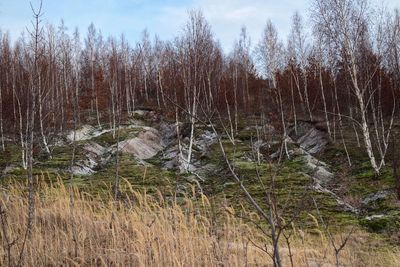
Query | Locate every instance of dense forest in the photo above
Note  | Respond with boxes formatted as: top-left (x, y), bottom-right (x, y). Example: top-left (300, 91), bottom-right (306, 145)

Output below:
top-left (0, 0), bottom-right (400, 266)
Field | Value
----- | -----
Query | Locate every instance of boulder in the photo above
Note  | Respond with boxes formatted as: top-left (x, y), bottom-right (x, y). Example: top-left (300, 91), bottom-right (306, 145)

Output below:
top-left (70, 142), bottom-right (106, 176)
top-left (194, 130), bottom-right (217, 151)
top-left (2, 164), bottom-right (21, 175)
top-left (67, 125), bottom-right (95, 141)
top-left (362, 190), bottom-right (391, 206)
top-left (118, 127), bottom-right (164, 160)
top-left (70, 162), bottom-right (95, 176)
top-left (302, 153), bottom-right (334, 184)
top-left (288, 121), bottom-right (330, 154)
top-left (83, 142), bottom-right (107, 156)
top-left (298, 127), bottom-right (330, 154)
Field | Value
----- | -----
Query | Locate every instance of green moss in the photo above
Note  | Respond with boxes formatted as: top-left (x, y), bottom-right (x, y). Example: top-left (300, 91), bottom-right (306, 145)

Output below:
top-left (361, 216), bottom-right (391, 232)
top-left (91, 128), bottom-right (140, 146)
top-left (0, 144), bottom-right (24, 169)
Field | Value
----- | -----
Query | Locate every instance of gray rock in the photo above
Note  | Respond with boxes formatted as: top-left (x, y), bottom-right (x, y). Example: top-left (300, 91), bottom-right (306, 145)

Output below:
top-left (300, 153), bottom-right (334, 184)
top-left (67, 125), bottom-right (96, 141)
top-left (362, 191), bottom-right (390, 205)
top-left (313, 166), bottom-right (334, 184)
top-left (365, 214), bottom-right (385, 220)
top-left (179, 162), bottom-right (197, 173)
top-left (193, 130), bottom-right (217, 151)
top-left (67, 125), bottom-right (111, 141)
top-left (288, 121), bottom-right (330, 154)
top-left (132, 110), bottom-right (146, 117)
top-left (83, 142), bottom-right (106, 156)
top-left (69, 142), bottom-right (106, 176)
top-left (118, 127), bottom-right (164, 160)
top-left (2, 164), bottom-right (21, 175)
top-left (244, 124), bottom-right (275, 134)
top-left (70, 164), bottom-right (95, 176)
top-left (163, 159), bottom-right (177, 170)
top-left (128, 118), bottom-right (146, 126)
top-left (298, 127), bottom-right (329, 154)
top-left (313, 183), bottom-right (359, 214)
top-left (163, 145), bottom-right (180, 160)
top-left (160, 122), bottom-right (179, 146)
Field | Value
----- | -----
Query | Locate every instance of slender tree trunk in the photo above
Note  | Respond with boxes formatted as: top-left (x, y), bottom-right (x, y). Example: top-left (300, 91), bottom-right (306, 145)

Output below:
top-left (245, 71), bottom-right (250, 112)
top-left (334, 79), bottom-right (351, 166)
top-left (158, 70), bottom-right (166, 109)
top-left (394, 130), bottom-right (400, 200)
top-left (13, 73), bottom-right (27, 169)
top-left (114, 85), bottom-right (121, 199)
top-left (38, 73), bottom-right (51, 158)
top-left (290, 75), bottom-right (298, 135)
top-left (233, 66), bottom-right (238, 134)
top-left (174, 89), bottom-right (184, 168)
top-left (274, 78), bottom-right (289, 159)
top-left (186, 86), bottom-right (197, 171)
top-left (224, 90), bottom-right (235, 145)
top-left (69, 68), bottom-right (79, 258)
top-left (319, 65), bottom-right (331, 137)
top-left (92, 60), bottom-right (101, 127)
top-left (144, 71), bottom-right (149, 102)
top-left (354, 82), bottom-right (379, 175)
top-left (0, 83), bottom-right (4, 151)
top-left (110, 82), bottom-right (116, 138)
top-left (291, 68), bottom-right (305, 117)
top-left (303, 70), bottom-right (313, 121)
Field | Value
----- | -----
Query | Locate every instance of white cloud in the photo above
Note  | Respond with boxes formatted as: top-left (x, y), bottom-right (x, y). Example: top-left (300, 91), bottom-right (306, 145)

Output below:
top-left (161, 0), bottom-right (400, 52)
top-left (1, 0), bottom-right (399, 53)
top-left (157, 0), bottom-right (309, 52)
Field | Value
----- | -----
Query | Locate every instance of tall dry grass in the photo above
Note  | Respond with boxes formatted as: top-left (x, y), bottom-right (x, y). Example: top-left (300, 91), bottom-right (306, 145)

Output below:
top-left (0, 176), bottom-right (398, 266)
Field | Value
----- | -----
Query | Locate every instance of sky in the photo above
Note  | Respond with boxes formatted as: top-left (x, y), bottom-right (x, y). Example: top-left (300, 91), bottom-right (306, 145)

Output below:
top-left (0, 0), bottom-right (399, 52)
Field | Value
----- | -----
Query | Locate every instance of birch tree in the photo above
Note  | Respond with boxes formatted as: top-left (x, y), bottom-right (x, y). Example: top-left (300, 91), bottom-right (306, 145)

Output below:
top-left (289, 12), bottom-right (313, 121)
top-left (25, 0), bottom-right (43, 238)
top-left (178, 10), bottom-right (215, 171)
top-left (312, 0), bottom-right (391, 175)
top-left (256, 20), bottom-right (289, 158)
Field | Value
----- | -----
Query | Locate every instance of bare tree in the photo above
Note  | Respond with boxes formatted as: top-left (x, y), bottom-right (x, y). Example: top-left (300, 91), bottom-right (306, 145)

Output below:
top-left (68, 27), bottom-right (81, 258)
top-left (313, 198), bottom-right (354, 267)
top-left (229, 27), bottom-right (252, 134)
top-left (0, 31), bottom-right (5, 152)
top-left (84, 23), bottom-right (102, 127)
top-left (312, 0), bottom-right (394, 175)
top-left (16, 4), bottom-right (44, 262)
top-left (26, 0), bottom-right (44, 234)
top-left (256, 20), bottom-right (289, 158)
top-left (289, 12), bottom-right (313, 121)
top-left (314, 36), bottom-right (332, 137)
top-left (177, 10), bottom-right (215, 171)
top-left (239, 27), bottom-right (252, 110)
top-left (138, 29), bottom-right (153, 103)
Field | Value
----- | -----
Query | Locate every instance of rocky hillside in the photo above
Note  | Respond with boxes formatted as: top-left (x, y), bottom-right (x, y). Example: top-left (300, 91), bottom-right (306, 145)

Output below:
top-left (1, 110), bottom-right (399, 243)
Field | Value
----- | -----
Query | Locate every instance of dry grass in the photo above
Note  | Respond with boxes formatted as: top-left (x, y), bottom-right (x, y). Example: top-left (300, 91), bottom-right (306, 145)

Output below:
top-left (0, 176), bottom-right (398, 266)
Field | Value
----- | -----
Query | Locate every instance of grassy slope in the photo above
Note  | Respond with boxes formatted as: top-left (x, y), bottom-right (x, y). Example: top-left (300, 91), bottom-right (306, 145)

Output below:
top-left (0, 118), bottom-right (399, 254)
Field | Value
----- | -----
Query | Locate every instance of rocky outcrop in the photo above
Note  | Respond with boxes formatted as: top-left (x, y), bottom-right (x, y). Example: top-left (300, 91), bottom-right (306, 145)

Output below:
top-left (288, 121), bottom-right (330, 154)
top-left (118, 127), bottom-right (164, 160)
top-left (285, 123), bottom-right (359, 214)
top-left (70, 142), bottom-right (107, 176)
top-left (362, 190), bottom-right (391, 206)
top-left (67, 125), bottom-right (111, 142)
top-left (297, 127), bottom-right (330, 154)
top-left (161, 128), bottom-right (218, 176)
top-left (301, 152), bottom-right (334, 184)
